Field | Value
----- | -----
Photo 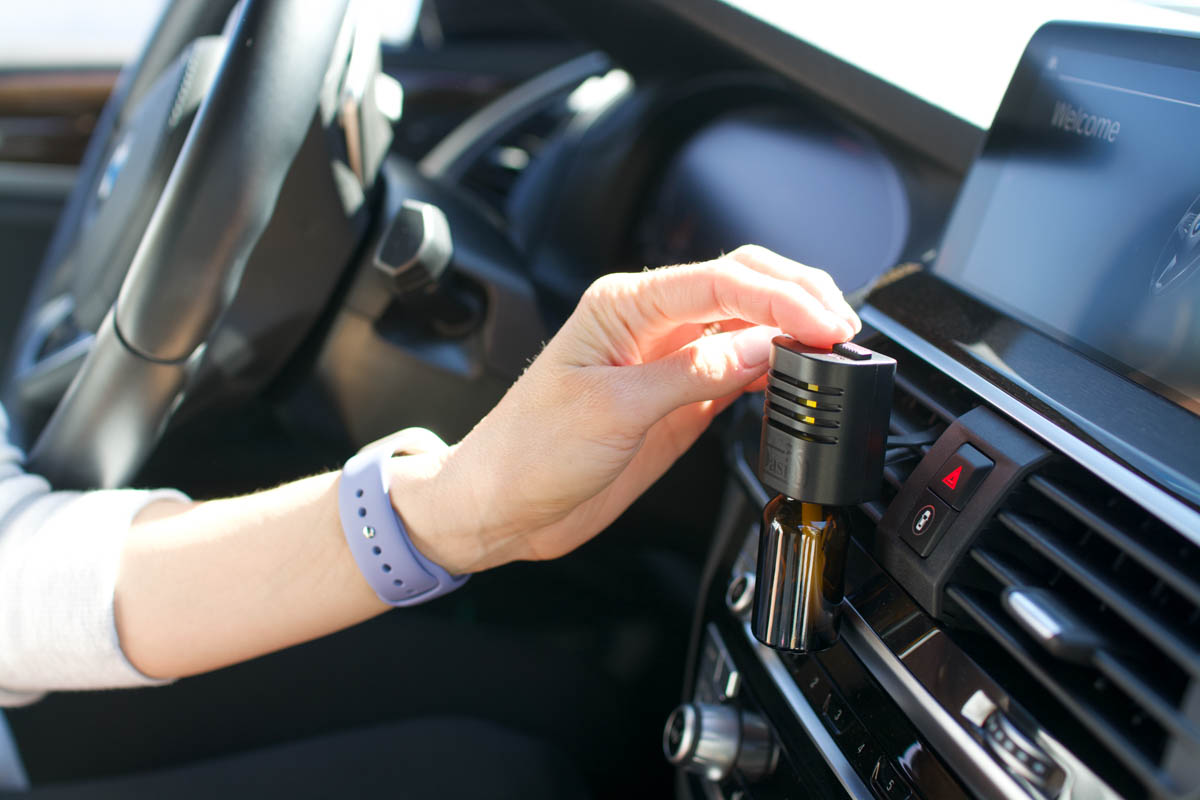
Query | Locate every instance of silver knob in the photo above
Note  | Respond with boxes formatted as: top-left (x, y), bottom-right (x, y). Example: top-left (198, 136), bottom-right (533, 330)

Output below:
top-left (663, 702), bottom-right (777, 782)
top-left (725, 572), bottom-right (756, 615)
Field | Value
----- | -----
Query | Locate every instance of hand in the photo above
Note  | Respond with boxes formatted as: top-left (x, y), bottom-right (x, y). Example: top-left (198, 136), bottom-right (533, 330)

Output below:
top-left (390, 246), bottom-right (861, 574)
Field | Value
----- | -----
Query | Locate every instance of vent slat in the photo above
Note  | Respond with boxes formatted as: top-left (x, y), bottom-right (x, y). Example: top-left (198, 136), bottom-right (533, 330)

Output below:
top-left (965, 545), bottom-right (1199, 747)
top-left (882, 463), bottom-right (907, 491)
top-left (1028, 475), bottom-right (1200, 608)
top-left (998, 511), bottom-right (1200, 677)
top-left (1093, 652), bottom-right (1200, 749)
top-left (892, 372), bottom-right (957, 425)
top-left (970, 547), bottom-right (1035, 587)
top-left (861, 501), bottom-right (885, 524)
top-left (947, 585), bottom-right (1174, 794)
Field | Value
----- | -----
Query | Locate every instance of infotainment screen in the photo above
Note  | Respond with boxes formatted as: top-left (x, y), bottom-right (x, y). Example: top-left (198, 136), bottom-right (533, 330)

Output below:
top-left (934, 24), bottom-right (1200, 415)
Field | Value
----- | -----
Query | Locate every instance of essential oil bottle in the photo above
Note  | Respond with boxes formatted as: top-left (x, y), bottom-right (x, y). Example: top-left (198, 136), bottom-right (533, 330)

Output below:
top-left (751, 338), bottom-right (895, 653)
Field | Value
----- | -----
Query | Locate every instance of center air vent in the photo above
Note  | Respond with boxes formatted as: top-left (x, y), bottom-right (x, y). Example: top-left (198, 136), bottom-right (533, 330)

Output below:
top-left (946, 462), bottom-right (1200, 800)
top-left (865, 338), bottom-right (974, 522)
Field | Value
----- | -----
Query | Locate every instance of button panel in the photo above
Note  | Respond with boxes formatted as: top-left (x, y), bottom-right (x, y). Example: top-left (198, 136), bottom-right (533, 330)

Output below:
top-left (900, 490), bottom-right (956, 557)
top-left (778, 644), bottom-right (968, 800)
top-left (873, 761), bottom-right (912, 800)
top-left (823, 695), bottom-right (855, 735)
top-left (794, 658), bottom-right (833, 710)
top-left (842, 726), bottom-right (880, 775)
top-left (929, 444), bottom-right (993, 510)
top-left (698, 624), bottom-right (740, 704)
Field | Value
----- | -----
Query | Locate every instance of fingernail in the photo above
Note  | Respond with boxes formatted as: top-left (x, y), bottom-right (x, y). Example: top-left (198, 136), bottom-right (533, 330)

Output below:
top-left (818, 311), bottom-right (847, 339)
top-left (835, 300), bottom-right (860, 332)
top-left (731, 326), bottom-right (778, 368)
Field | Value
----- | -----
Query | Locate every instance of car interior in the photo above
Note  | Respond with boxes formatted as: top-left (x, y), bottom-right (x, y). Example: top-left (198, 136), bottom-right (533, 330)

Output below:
top-left (2, 1), bottom-right (1200, 798)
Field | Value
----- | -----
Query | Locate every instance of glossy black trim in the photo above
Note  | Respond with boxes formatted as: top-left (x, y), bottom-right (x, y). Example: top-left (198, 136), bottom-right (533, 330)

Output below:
top-left (740, 625), bottom-right (874, 800)
top-left (867, 269), bottom-right (1200, 510)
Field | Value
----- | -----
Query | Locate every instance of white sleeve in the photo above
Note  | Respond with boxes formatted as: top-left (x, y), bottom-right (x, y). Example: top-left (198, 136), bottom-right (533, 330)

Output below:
top-left (0, 407), bottom-right (188, 706)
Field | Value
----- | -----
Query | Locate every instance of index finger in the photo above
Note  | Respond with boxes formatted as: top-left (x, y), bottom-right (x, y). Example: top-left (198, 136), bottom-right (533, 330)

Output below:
top-left (605, 260), bottom-right (855, 348)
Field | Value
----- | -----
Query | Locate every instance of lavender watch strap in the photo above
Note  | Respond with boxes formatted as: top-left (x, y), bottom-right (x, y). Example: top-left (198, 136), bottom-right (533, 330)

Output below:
top-left (338, 446), bottom-right (468, 606)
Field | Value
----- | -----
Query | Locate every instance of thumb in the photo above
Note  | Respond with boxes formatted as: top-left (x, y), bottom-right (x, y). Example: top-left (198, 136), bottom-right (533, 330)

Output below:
top-left (629, 325), bottom-right (779, 422)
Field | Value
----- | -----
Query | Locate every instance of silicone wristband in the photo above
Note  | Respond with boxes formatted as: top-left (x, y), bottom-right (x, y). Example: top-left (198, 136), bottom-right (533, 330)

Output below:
top-left (338, 446), bottom-right (468, 606)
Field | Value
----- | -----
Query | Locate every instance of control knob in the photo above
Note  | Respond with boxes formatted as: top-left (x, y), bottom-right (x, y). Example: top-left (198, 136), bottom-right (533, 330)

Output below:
top-left (663, 702), bottom-right (777, 782)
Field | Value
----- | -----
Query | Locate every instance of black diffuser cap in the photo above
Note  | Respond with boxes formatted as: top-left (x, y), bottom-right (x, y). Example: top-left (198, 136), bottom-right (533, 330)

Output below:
top-left (758, 338), bottom-right (896, 506)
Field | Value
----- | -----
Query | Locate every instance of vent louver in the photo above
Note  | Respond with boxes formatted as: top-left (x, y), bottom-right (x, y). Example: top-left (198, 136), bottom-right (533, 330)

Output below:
top-left (864, 339), bottom-right (973, 522)
top-left (947, 462), bottom-right (1200, 800)
top-left (459, 100), bottom-right (568, 219)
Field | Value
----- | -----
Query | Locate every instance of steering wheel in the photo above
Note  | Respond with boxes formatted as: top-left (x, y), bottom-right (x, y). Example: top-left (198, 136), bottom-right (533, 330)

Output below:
top-left (4, 0), bottom-right (362, 489)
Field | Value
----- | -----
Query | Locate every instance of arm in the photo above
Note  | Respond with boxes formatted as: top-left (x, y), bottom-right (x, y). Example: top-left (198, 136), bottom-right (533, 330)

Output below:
top-left (116, 247), bottom-right (861, 680)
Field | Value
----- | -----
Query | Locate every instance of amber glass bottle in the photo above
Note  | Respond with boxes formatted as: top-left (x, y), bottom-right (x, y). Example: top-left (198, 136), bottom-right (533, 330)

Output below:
top-left (750, 337), bottom-right (894, 653)
top-left (751, 497), bottom-right (849, 652)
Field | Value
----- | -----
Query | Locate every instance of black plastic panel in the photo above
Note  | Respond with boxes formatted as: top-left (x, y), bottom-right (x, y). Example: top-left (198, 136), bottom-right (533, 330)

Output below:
top-left (640, 105), bottom-right (909, 294)
top-left (875, 406), bottom-right (1051, 617)
top-left (868, 270), bottom-right (1200, 509)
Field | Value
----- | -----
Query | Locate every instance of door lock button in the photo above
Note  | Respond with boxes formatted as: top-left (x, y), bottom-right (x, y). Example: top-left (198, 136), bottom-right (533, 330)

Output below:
top-left (929, 443), bottom-right (993, 510)
top-left (901, 490), bottom-right (956, 557)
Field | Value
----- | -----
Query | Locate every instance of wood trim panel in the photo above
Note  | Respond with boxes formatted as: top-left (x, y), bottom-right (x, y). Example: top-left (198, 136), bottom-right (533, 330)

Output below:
top-left (0, 69), bottom-right (117, 164)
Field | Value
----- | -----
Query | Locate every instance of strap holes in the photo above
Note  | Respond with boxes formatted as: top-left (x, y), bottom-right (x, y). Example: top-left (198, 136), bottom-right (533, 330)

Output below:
top-left (355, 489), bottom-right (363, 498)
top-left (382, 564), bottom-right (392, 573)
top-left (372, 546), bottom-right (381, 555)
top-left (357, 507), bottom-right (366, 517)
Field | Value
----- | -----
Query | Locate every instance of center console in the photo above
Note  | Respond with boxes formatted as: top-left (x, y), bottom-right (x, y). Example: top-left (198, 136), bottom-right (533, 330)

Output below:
top-left (668, 21), bottom-right (1200, 800)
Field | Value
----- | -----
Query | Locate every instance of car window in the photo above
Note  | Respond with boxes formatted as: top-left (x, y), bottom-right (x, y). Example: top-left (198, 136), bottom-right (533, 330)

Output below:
top-left (0, 0), bottom-right (423, 70)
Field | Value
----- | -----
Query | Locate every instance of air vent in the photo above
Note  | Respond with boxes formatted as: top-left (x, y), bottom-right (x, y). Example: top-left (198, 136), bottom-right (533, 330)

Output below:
top-left (946, 461), bottom-right (1200, 800)
top-left (864, 338), bottom-right (974, 522)
top-left (459, 98), bottom-right (570, 219)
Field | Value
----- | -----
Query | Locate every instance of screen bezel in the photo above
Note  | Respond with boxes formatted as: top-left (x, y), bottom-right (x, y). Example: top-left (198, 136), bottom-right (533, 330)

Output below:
top-left (931, 21), bottom-right (1200, 416)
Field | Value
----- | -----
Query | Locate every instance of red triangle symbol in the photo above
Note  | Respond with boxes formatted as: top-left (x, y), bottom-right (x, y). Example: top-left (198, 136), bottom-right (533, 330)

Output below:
top-left (942, 465), bottom-right (962, 490)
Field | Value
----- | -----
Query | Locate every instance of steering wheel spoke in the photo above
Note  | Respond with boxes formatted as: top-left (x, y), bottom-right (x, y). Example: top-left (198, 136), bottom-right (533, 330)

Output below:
top-left (7, 0), bottom-right (380, 488)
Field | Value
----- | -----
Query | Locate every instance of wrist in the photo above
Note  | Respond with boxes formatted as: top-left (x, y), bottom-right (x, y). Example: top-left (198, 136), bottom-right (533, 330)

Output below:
top-left (384, 445), bottom-right (489, 575)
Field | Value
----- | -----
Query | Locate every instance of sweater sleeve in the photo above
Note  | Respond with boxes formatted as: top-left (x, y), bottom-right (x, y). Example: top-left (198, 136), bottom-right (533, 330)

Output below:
top-left (0, 407), bottom-right (188, 706)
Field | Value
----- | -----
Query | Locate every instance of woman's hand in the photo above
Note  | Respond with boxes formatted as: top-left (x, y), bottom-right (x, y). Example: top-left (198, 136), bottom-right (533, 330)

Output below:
top-left (393, 246), bottom-right (861, 574)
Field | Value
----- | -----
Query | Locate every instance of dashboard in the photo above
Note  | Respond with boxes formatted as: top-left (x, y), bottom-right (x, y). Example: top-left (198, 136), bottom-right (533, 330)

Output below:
top-left (664, 19), bottom-right (1200, 800)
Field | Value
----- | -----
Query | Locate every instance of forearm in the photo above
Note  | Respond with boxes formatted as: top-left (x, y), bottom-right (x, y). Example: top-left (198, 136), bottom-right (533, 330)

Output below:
top-left (115, 453), bottom-right (454, 680)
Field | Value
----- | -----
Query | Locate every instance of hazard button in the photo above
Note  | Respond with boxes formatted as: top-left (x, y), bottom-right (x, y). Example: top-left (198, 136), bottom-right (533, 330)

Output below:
top-left (930, 444), bottom-right (993, 510)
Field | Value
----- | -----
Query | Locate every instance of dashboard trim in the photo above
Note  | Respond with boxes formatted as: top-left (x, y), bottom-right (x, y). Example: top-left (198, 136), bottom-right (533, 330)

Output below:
top-left (642, 0), bottom-right (982, 173)
top-left (417, 51), bottom-right (608, 181)
top-left (840, 607), bottom-right (1031, 800)
top-left (860, 304), bottom-right (1200, 542)
top-left (741, 622), bottom-right (874, 800)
